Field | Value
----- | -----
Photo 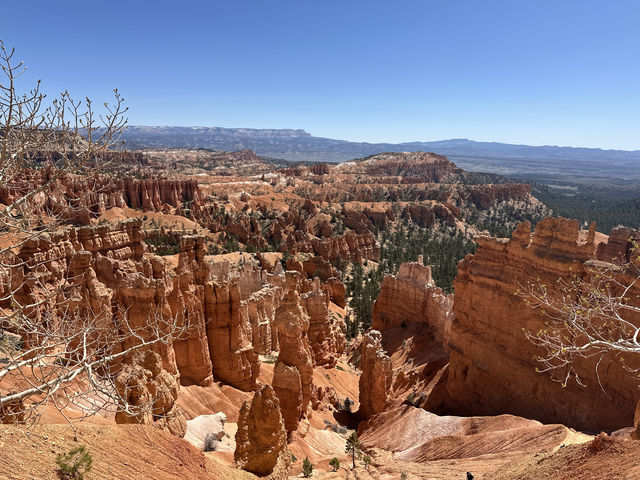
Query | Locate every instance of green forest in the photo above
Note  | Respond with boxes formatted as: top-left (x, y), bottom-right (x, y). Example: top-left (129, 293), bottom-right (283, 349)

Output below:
top-left (531, 183), bottom-right (640, 233)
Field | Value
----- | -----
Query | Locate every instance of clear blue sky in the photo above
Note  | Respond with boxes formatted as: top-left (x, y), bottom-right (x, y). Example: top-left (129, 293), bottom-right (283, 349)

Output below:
top-left (2, 1), bottom-right (639, 149)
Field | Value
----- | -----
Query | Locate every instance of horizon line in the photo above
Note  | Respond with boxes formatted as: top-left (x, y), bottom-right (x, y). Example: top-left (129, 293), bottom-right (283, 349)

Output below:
top-left (123, 125), bottom-right (640, 153)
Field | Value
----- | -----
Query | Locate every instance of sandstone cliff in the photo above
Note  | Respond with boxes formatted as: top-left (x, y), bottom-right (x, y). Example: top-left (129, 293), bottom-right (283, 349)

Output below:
top-left (372, 259), bottom-right (453, 346)
top-left (468, 184), bottom-right (531, 209)
top-left (0, 170), bottom-right (206, 225)
top-left (335, 152), bottom-right (461, 181)
top-left (5, 214), bottom-right (352, 420)
top-left (449, 217), bottom-right (640, 431)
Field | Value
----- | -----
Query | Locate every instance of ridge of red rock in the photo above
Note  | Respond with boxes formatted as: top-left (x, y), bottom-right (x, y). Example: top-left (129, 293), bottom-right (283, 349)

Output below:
top-left (446, 217), bottom-right (639, 431)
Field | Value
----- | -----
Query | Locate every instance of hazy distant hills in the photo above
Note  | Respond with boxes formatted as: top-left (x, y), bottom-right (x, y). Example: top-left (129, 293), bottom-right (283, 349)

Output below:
top-left (121, 126), bottom-right (640, 186)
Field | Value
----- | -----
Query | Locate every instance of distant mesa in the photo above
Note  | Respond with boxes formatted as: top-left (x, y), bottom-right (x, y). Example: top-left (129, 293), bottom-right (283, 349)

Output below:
top-left (120, 126), bottom-right (640, 173)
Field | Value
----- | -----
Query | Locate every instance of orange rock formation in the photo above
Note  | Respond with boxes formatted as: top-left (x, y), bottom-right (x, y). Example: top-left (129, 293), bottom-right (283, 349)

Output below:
top-left (372, 259), bottom-right (453, 346)
top-left (272, 273), bottom-right (315, 433)
top-left (449, 217), bottom-right (640, 431)
top-left (114, 350), bottom-right (187, 437)
top-left (234, 384), bottom-right (291, 478)
top-left (358, 330), bottom-right (393, 420)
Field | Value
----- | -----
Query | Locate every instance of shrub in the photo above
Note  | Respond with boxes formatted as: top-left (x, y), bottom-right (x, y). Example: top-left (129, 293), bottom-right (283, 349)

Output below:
top-left (400, 473), bottom-right (407, 480)
top-left (363, 454), bottom-right (371, 470)
top-left (302, 457), bottom-right (313, 477)
top-left (261, 354), bottom-right (278, 364)
top-left (329, 457), bottom-right (340, 471)
top-left (203, 433), bottom-right (217, 452)
top-left (55, 445), bottom-right (92, 480)
top-left (343, 397), bottom-right (354, 412)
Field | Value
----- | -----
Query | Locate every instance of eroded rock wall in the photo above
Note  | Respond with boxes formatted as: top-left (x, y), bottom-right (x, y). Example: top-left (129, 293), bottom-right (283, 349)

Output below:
top-left (449, 217), bottom-right (640, 431)
top-left (0, 170), bottom-right (206, 224)
top-left (301, 277), bottom-right (346, 368)
top-left (5, 214), bottom-right (350, 437)
top-left (371, 259), bottom-right (453, 346)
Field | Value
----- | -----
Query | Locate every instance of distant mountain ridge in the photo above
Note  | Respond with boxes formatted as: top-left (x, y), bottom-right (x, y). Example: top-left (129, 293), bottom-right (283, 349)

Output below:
top-left (121, 126), bottom-right (640, 164)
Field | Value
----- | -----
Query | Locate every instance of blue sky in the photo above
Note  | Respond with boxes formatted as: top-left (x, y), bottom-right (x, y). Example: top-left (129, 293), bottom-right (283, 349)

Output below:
top-left (2, 1), bottom-right (639, 149)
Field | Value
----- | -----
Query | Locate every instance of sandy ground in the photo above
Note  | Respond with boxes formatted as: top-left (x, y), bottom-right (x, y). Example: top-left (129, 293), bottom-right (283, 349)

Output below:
top-left (0, 423), bottom-right (254, 480)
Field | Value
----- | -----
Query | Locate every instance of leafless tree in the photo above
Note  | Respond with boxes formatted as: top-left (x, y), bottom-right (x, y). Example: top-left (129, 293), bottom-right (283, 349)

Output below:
top-left (518, 243), bottom-right (640, 388)
top-left (0, 40), bottom-right (185, 425)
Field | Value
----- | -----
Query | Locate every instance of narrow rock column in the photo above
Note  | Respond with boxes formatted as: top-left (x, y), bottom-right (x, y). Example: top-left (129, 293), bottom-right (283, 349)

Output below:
top-left (358, 330), bottom-right (393, 420)
top-left (272, 272), bottom-right (315, 433)
top-left (235, 384), bottom-right (291, 478)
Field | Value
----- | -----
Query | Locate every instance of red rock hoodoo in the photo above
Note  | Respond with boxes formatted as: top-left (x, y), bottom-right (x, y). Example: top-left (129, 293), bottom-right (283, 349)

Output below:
top-left (372, 259), bottom-right (453, 346)
top-left (114, 350), bottom-right (187, 437)
top-left (234, 384), bottom-right (291, 478)
top-left (272, 273), bottom-right (315, 433)
top-left (358, 330), bottom-right (393, 420)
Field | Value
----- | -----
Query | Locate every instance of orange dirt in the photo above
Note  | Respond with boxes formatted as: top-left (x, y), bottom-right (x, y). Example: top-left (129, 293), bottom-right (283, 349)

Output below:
top-left (358, 405), bottom-right (590, 478)
top-left (485, 434), bottom-right (640, 480)
top-left (0, 424), bottom-right (255, 480)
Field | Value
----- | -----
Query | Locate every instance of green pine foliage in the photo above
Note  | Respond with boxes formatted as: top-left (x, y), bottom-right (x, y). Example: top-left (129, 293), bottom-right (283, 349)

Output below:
top-left (302, 457), bottom-right (313, 477)
top-left (463, 200), bottom-right (549, 237)
top-left (532, 183), bottom-right (640, 233)
top-left (378, 226), bottom-right (476, 291)
top-left (55, 445), bottom-right (93, 480)
top-left (345, 432), bottom-right (361, 469)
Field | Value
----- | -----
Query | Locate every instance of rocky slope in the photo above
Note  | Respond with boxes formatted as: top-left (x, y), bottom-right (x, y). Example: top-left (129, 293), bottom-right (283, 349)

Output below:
top-left (0, 424), bottom-right (254, 480)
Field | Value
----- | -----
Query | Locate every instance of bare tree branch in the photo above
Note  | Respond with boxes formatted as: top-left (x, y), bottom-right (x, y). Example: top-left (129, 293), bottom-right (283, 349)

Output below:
top-left (0, 40), bottom-right (183, 427)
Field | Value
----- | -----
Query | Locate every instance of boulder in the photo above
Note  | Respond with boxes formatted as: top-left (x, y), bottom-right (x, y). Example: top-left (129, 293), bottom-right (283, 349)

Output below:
top-left (184, 412), bottom-right (233, 451)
